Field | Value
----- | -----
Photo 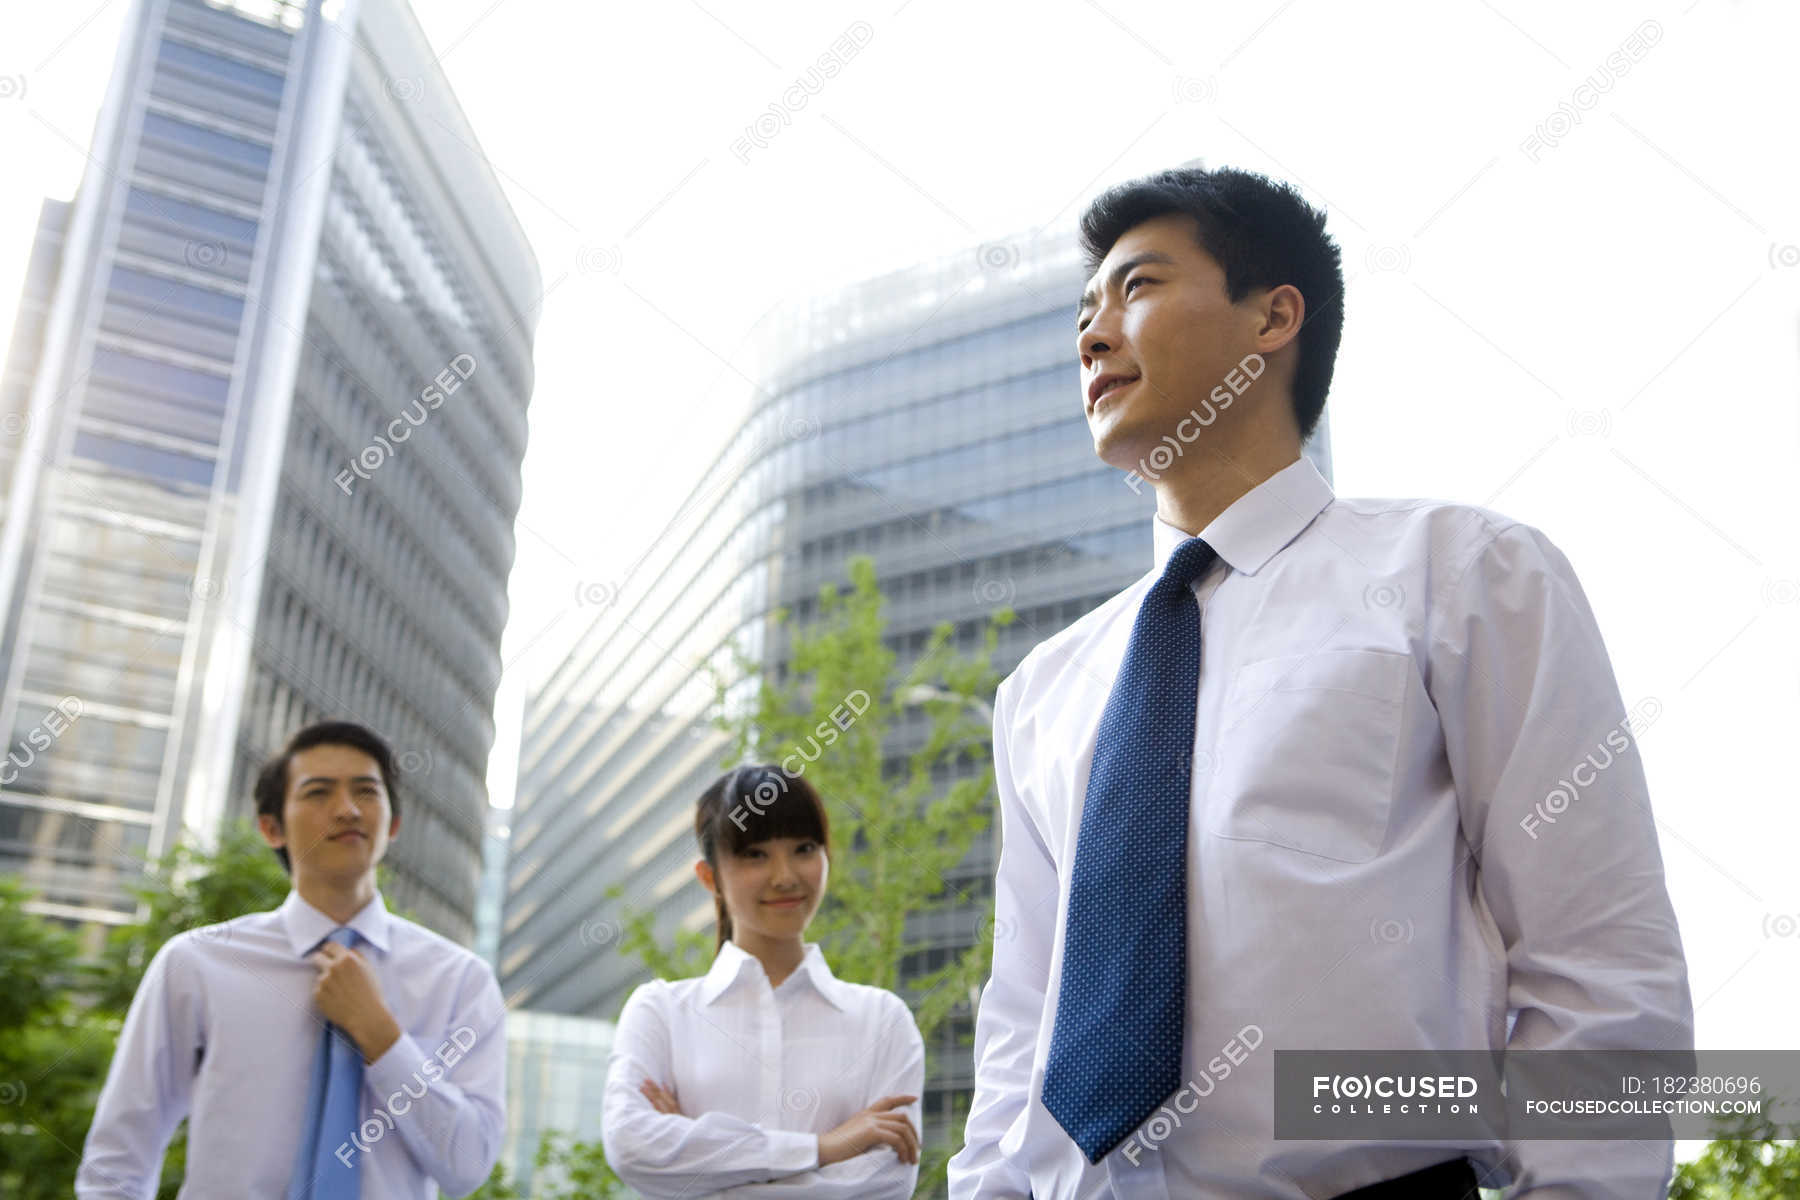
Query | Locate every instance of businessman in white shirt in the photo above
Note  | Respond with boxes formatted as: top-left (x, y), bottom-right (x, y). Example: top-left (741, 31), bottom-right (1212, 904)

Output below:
top-left (76, 720), bottom-right (507, 1199)
top-left (947, 165), bottom-right (1693, 1199)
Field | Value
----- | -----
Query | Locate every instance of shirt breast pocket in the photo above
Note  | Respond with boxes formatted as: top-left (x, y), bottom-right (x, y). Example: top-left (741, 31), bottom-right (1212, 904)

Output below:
top-left (1205, 647), bottom-right (1411, 864)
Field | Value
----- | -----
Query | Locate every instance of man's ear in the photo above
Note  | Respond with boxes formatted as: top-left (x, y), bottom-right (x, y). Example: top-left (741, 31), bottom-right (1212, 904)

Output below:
top-left (257, 811), bottom-right (285, 851)
top-left (388, 811), bottom-right (401, 840)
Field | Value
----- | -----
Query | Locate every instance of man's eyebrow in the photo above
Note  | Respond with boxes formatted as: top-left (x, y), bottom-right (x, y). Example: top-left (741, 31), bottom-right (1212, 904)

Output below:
top-left (297, 774), bottom-right (383, 787)
top-left (1077, 251), bottom-right (1178, 324)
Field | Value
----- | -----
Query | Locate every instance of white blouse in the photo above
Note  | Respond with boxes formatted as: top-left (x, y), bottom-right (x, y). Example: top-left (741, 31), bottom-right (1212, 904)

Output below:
top-left (602, 938), bottom-right (925, 1198)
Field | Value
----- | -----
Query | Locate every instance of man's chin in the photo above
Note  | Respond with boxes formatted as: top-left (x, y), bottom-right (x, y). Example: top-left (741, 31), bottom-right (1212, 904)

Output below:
top-left (1091, 424), bottom-right (1161, 475)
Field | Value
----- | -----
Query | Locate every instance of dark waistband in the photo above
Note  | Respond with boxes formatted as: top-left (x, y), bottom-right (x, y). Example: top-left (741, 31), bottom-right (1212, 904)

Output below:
top-left (1329, 1157), bottom-right (1480, 1200)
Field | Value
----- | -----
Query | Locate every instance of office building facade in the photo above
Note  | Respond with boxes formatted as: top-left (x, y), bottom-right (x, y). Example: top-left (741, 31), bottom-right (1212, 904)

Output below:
top-left (501, 226), bottom-right (1331, 1148)
top-left (0, 0), bottom-right (539, 944)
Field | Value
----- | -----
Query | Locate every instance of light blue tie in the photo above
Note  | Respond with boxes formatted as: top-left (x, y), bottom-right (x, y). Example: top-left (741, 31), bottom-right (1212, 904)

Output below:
top-left (290, 927), bottom-right (363, 1199)
top-left (1042, 535), bottom-right (1219, 1163)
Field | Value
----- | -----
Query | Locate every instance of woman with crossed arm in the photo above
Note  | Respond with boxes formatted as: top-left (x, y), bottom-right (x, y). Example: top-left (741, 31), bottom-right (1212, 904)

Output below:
top-left (601, 763), bottom-right (925, 1198)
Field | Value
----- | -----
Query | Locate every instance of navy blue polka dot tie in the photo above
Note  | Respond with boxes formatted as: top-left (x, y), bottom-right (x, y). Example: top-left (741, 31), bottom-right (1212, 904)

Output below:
top-left (1042, 535), bottom-right (1220, 1164)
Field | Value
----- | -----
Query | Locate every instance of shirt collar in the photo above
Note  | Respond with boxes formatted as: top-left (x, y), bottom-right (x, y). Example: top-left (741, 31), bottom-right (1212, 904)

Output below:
top-left (278, 888), bottom-right (393, 958)
top-left (1151, 454), bottom-right (1334, 578)
top-left (698, 940), bottom-right (851, 1012)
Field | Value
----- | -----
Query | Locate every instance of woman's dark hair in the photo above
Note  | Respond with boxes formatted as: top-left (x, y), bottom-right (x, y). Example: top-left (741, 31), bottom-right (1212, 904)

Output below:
top-left (253, 720), bottom-right (401, 873)
top-left (1077, 164), bottom-right (1346, 446)
top-left (694, 764), bottom-right (831, 953)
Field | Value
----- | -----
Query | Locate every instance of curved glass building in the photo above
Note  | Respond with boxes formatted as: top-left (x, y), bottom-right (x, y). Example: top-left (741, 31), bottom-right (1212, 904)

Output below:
top-left (503, 226), bottom-right (1332, 1146)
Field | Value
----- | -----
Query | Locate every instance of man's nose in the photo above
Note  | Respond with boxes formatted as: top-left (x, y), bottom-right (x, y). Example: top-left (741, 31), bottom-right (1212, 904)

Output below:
top-left (1080, 319), bottom-right (1119, 366)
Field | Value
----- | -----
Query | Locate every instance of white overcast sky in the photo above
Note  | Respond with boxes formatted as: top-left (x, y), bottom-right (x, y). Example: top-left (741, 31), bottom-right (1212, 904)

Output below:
top-left (3, 0), bottom-right (1795, 1078)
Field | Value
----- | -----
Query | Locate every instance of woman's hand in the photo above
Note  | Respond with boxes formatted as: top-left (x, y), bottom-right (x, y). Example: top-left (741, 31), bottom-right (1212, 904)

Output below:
top-left (639, 1078), bottom-right (682, 1114)
top-left (817, 1094), bottom-right (920, 1166)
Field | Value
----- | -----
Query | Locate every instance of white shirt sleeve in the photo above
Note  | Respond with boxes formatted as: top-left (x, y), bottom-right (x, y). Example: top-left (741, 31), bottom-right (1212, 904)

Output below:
top-left (709, 992), bottom-right (925, 1199)
top-left (601, 982), bottom-right (822, 1198)
top-left (948, 675), bottom-right (1051, 1200)
top-left (362, 954), bottom-right (508, 1196)
top-left (1427, 522), bottom-right (1695, 1199)
top-left (76, 935), bottom-right (202, 1200)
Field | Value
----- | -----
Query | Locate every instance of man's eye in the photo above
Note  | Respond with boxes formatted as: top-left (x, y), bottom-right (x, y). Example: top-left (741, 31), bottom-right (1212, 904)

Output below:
top-left (1125, 276), bottom-right (1150, 294)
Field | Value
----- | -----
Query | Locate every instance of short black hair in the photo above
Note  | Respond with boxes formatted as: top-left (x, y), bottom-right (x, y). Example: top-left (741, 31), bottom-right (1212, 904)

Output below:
top-left (1077, 165), bottom-right (1345, 444)
top-left (253, 720), bottom-right (401, 873)
top-left (694, 764), bottom-right (831, 953)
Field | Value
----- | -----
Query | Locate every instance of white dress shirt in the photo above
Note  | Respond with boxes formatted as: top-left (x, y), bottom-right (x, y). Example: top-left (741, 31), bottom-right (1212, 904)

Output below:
top-left (602, 938), bottom-right (925, 1198)
top-left (76, 889), bottom-right (506, 1199)
top-left (948, 454), bottom-right (1693, 1200)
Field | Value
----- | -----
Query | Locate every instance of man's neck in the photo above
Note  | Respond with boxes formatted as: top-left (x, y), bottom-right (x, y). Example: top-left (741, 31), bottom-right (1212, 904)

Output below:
top-left (1155, 438), bottom-right (1303, 537)
top-left (294, 873), bottom-right (378, 926)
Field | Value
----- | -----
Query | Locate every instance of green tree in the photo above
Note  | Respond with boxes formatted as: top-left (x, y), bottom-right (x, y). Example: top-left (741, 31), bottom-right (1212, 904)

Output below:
top-left (0, 818), bottom-right (417, 1198)
top-left (0, 875), bottom-right (119, 1200)
top-left (91, 821), bottom-right (294, 1011)
top-left (1671, 1108), bottom-right (1800, 1198)
top-left (613, 554), bottom-right (1013, 1198)
top-left (466, 1130), bottom-right (627, 1199)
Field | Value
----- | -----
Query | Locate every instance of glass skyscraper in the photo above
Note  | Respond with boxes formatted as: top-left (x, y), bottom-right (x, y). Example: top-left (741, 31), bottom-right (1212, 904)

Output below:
top-left (0, 0), bottom-right (539, 945)
top-left (501, 224), bottom-right (1332, 1149)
